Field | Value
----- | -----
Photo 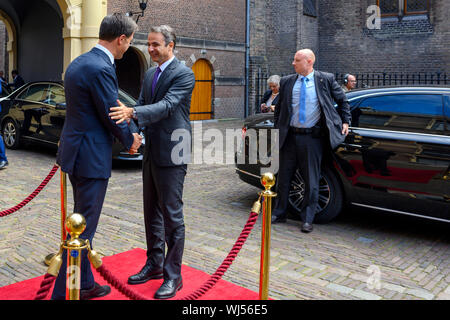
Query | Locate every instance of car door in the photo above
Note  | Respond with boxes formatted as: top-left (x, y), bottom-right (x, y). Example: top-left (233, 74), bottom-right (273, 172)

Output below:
top-left (336, 92), bottom-right (450, 221)
top-left (14, 83), bottom-right (50, 140)
top-left (40, 84), bottom-right (66, 144)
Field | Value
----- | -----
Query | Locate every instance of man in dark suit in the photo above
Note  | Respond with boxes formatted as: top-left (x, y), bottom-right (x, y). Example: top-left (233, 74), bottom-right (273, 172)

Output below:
top-left (9, 70), bottom-right (25, 90)
top-left (110, 25), bottom-right (195, 299)
top-left (51, 13), bottom-right (142, 300)
top-left (272, 49), bottom-right (351, 233)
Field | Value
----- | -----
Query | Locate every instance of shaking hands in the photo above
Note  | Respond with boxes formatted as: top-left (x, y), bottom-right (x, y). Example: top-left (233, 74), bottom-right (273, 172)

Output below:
top-left (129, 133), bottom-right (142, 155)
top-left (109, 100), bottom-right (142, 155)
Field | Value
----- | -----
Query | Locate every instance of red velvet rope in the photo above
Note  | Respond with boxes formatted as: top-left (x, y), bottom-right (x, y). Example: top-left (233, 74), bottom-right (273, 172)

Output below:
top-left (0, 164), bottom-right (59, 217)
top-left (94, 210), bottom-right (260, 300)
top-left (181, 211), bottom-right (259, 300)
top-left (34, 273), bottom-right (56, 300)
top-left (95, 264), bottom-right (147, 300)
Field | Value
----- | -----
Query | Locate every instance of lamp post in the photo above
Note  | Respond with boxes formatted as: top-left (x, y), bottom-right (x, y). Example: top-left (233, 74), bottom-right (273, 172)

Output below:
top-left (126, 0), bottom-right (148, 23)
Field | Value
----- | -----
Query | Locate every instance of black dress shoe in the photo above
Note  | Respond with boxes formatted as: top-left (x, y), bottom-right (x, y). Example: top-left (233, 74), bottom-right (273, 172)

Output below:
top-left (0, 161), bottom-right (8, 170)
top-left (301, 222), bottom-right (313, 233)
top-left (154, 277), bottom-right (183, 299)
top-left (80, 282), bottom-right (111, 300)
top-left (128, 264), bottom-right (163, 284)
top-left (271, 215), bottom-right (287, 224)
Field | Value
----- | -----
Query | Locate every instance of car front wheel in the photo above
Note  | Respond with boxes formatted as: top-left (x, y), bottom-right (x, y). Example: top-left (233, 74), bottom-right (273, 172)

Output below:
top-left (2, 119), bottom-right (21, 149)
top-left (288, 165), bottom-right (344, 224)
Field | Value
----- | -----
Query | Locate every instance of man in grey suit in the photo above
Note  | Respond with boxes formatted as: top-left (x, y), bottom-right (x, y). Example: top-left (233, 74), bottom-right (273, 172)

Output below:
top-left (271, 49), bottom-right (351, 233)
top-left (110, 25), bottom-right (195, 299)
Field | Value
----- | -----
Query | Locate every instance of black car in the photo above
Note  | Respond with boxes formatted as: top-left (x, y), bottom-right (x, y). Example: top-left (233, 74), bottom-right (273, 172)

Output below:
top-left (236, 86), bottom-right (450, 224)
top-left (0, 81), bottom-right (144, 160)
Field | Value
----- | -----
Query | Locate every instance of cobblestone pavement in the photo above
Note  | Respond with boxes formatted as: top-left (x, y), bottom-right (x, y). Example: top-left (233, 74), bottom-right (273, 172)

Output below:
top-left (0, 120), bottom-right (449, 300)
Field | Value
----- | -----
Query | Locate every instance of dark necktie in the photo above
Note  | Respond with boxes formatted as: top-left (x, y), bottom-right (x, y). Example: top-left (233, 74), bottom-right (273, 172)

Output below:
top-left (151, 67), bottom-right (162, 96)
top-left (299, 77), bottom-right (308, 124)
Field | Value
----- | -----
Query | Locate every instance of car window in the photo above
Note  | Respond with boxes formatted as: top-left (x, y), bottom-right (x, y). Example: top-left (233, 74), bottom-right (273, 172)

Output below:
top-left (353, 94), bottom-right (444, 134)
top-left (118, 89), bottom-right (136, 107)
top-left (17, 84), bottom-right (50, 102)
top-left (46, 85), bottom-right (66, 106)
top-left (359, 94), bottom-right (442, 116)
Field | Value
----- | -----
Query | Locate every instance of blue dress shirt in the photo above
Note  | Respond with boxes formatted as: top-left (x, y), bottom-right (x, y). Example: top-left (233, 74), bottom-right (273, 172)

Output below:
top-left (290, 70), bottom-right (321, 128)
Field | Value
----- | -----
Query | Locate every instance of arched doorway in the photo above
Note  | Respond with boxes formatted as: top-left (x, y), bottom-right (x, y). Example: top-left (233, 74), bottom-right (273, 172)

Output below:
top-left (190, 59), bottom-right (213, 120)
top-left (116, 46), bottom-right (148, 99)
top-left (0, 7), bottom-right (18, 79)
top-left (0, 0), bottom-right (64, 82)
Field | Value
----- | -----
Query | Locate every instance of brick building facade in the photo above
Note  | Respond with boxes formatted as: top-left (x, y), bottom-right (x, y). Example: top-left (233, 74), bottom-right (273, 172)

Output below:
top-left (249, 0), bottom-right (450, 114)
top-left (249, 0), bottom-right (320, 114)
top-left (0, 1), bottom-right (448, 118)
top-left (318, 0), bottom-right (450, 75)
top-left (0, 0), bottom-right (247, 120)
top-left (108, 0), bottom-right (247, 119)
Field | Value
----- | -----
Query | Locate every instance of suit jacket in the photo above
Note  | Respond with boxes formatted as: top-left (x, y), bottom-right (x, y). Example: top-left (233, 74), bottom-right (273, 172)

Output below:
top-left (135, 57), bottom-right (195, 167)
top-left (56, 47), bottom-right (134, 179)
top-left (274, 70), bottom-right (351, 150)
top-left (256, 90), bottom-right (279, 113)
top-left (10, 75), bottom-right (25, 90)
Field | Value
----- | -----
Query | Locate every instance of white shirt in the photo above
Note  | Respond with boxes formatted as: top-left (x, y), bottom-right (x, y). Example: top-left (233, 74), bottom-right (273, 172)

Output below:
top-left (95, 44), bottom-right (115, 65)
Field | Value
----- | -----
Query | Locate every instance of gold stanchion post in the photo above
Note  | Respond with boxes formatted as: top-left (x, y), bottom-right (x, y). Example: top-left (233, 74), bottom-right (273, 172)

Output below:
top-left (45, 169), bottom-right (68, 266)
top-left (258, 172), bottom-right (277, 300)
top-left (60, 170), bottom-right (68, 240)
top-left (46, 213), bottom-right (101, 300)
top-left (63, 213), bottom-right (88, 300)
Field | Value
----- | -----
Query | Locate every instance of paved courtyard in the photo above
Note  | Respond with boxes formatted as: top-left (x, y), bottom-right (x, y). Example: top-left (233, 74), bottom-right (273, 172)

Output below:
top-left (0, 120), bottom-right (449, 300)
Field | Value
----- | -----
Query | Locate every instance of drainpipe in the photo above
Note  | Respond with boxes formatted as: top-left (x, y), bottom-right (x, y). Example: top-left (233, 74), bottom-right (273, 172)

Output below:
top-left (245, 0), bottom-right (250, 118)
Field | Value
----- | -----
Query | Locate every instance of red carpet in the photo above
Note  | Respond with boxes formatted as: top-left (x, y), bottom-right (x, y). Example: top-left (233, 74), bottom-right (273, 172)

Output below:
top-left (0, 248), bottom-right (260, 300)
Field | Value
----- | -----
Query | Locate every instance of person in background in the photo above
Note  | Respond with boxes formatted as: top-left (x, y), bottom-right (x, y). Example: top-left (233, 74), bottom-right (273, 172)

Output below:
top-left (9, 70), bottom-right (25, 90)
top-left (0, 84), bottom-right (8, 170)
top-left (341, 73), bottom-right (357, 92)
top-left (258, 75), bottom-right (280, 113)
top-left (0, 71), bottom-right (7, 83)
top-left (271, 49), bottom-right (351, 233)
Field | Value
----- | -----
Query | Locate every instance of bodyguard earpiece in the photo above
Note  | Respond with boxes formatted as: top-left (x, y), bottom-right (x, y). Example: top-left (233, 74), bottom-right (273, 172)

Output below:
top-left (343, 74), bottom-right (350, 84)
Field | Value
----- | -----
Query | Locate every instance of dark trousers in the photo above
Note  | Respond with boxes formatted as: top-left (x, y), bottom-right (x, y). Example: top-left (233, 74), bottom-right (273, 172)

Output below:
top-left (0, 134), bottom-right (6, 162)
top-left (143, 155), bottom-right (187, 280)
top-left (51, 175), bottom-right (109, 300)
top-left (0, 105), bottom-right (6, 162)
top-left (273, 130), bottom-right (324, 224)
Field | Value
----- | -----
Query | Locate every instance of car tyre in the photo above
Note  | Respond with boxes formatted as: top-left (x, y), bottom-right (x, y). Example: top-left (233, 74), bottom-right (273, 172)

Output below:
top-left (288, 165), bottom-right (344, 224)
top-left (2, 119), bottom-right (21, 149)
